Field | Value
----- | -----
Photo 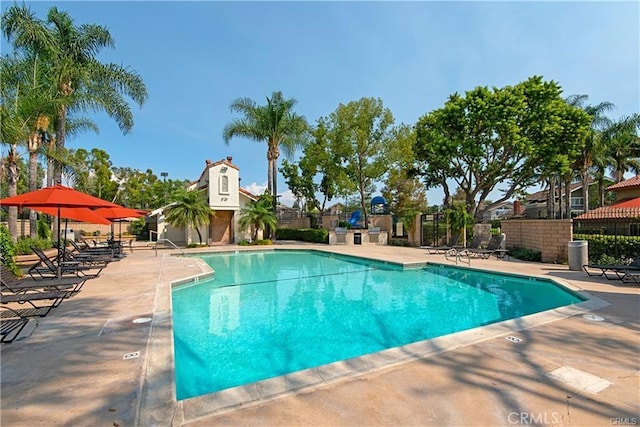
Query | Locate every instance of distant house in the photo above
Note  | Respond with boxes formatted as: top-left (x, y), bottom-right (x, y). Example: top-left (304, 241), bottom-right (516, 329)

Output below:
top-left (481, 201), bottom-right (514, 222)
top-left (524, 180), bottom-right (598, 218)
top-left (324, 203), bottom-right (345, 216)
top-left (574, 175), bottom-right (640, 236)
top-left (151, 157), bottom-right (258, 245)
top-left (607, 175), bottom-right (640, 201)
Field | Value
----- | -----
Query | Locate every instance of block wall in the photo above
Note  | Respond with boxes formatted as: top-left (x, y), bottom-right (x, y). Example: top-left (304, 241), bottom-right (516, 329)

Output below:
top-left (501, 219), bottom-right (573, 263)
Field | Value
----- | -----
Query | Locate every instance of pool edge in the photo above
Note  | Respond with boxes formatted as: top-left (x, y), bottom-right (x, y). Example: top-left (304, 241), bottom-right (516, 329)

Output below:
top-left (138, 248), bottom-right (610, 426)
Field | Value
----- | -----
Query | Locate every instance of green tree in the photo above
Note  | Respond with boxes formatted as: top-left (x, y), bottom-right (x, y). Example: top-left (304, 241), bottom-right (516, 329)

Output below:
top-left (223, 91), bottom-right (310, 213)
top-left (602, 114), bottom-right (640, 183)
top-left (164, 189), bottom-right (214, 245)
top-left (2, 4), bottom-right (148, 186)
top-left (238, 200), bottom-right (278, 242)
top-left (381, 125), bottom-right (427, 228)
top-left (565, 94), bottom-right (615, 213)
top-left (415, 76), bottom-right (590, 221)
top-left (321, 97), bottom-right (395, 226)
top-left (280, 119), bottom-right (340, 214)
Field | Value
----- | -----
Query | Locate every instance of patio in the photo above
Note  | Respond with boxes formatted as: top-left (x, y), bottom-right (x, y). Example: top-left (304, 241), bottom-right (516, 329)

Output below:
top-left (1, 243), bottom-right (638, 426)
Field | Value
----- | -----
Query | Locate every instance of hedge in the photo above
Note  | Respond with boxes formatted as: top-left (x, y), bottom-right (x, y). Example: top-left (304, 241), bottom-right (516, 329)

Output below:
top-left (276, 228), bottom-right (329, 244)
top-left (573, 234), bottom-right (640, 263)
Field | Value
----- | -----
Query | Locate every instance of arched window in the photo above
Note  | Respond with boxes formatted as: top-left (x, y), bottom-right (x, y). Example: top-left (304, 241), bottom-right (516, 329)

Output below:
top-left (219, 175), bottom-right (229, 194)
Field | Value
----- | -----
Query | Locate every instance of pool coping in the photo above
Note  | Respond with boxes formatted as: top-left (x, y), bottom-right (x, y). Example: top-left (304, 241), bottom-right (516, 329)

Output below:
top-left (137, 248), bottom-right (610, 426)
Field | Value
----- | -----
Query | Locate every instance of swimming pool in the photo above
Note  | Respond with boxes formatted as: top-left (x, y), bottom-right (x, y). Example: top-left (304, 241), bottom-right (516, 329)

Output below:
top-left (172, 250), bottom-right (584, 400)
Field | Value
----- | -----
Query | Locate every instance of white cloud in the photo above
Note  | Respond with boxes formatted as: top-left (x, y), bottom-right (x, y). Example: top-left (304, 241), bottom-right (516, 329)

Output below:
top-left (242, 182), bottom-right (297, 207)
top-left (278, 189), bottom-right (296, 207)
top-left (244, 182), bottom-right (267, 196)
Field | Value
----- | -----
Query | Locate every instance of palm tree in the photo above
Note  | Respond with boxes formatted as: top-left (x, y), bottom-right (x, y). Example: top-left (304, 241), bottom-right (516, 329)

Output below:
top-left (238, 200), bottom-right (278, 242)
top-left (565, 94), bottom-right (615, 213)
top-left (603, 114), bottom-right (640, 183)
top-left (164, 189), bottom-right (214, 245)
top-left (223, 91), bottom-right (310, 214)
top-left (2, 5), bottom-right (148, 186)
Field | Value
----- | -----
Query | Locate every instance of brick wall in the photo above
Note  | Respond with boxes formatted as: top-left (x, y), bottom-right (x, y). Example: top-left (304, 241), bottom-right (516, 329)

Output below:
top-left (501, 219), bottom-right (572, 263)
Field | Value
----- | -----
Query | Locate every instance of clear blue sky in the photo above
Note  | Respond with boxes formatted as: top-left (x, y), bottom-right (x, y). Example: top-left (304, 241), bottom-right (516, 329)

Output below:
top-left (3, 1), bottom-right (639, 206)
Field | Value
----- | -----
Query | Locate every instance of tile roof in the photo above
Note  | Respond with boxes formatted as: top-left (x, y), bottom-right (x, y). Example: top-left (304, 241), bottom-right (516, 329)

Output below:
top-left (574, 205), bottom-right (640, 220)
top-left (607, 175), bottom-right (640, 190)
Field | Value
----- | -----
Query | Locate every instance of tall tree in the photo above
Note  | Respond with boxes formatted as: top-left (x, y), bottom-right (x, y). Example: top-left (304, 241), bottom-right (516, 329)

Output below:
top-left (415, 77), bottom-right (590, 221)
top-left (381, 124), bottom-right (427, 225)
top-left (565, 94), bottom-right (615, 212)
top-left (223, 91), bottom-right (310, 214)
top-left (2, 4), bottom-right (148, 186)
top-left (321, 97), bottom-right (395, 226)
top-left (164, 189), bottom-right (214, 245)
top-left (602, 114), bottom-right (640, 183)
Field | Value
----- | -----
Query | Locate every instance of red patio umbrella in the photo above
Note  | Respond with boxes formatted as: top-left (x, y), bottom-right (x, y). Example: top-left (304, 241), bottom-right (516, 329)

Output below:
top-left (93, 206), bottom-right (147, 239)
top-left (32, 206), bottom-right (112, 225)
top-left (0, 185), bottom-right (119, 276)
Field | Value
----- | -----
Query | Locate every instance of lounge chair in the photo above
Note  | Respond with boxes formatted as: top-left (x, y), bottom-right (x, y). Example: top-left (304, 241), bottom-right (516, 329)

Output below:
top-left (445, 235), bottom-right (489, 260)
top-left (423, 234), bottom-right (461, 254)
top-left (1, 265), bottom-right (85, 294)
top-left (1, 288), bottom-right (75, 317)
top-left (28, 247), bottom-right (103, 280)
top-left (463, 234), bottom-right (509, 259)
top-left (1, 307), bottom-right (30, 343)
top-left (583, 255), bottom-right (640, 279)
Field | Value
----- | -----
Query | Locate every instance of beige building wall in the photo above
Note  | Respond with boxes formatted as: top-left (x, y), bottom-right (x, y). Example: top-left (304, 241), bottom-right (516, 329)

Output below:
top-left (501, 219), bottom-right (572, 263)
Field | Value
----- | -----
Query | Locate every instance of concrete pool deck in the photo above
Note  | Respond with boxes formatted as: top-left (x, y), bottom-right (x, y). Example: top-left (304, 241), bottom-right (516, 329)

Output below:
top-left (1, 243), bottom-right (638, 426)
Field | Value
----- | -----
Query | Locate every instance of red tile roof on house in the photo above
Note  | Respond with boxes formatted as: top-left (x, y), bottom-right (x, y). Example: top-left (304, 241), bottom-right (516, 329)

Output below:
top-left (612, 197), bottom-right (640, 208)
top-left (607, 175), bottom-right (640, 190)
top-left (574, 206), bottom-right (640, 220)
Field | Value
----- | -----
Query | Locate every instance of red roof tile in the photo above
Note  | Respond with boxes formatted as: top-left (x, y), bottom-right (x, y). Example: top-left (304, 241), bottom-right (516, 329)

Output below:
top-left (574, 206), bottom-right (640, 220)
top-left (607, 175), bottom-right (640, 190)
top-left (612, 197), bottom-right (640, 208)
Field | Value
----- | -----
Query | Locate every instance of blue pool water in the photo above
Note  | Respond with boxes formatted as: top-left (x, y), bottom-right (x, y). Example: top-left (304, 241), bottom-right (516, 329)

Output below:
top-left (172, 250), bottom-right (584, 400)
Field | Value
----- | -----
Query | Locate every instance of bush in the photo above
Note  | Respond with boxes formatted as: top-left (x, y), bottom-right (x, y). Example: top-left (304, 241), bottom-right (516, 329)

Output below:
top-left (509, 246), bottom-right (542, 262)
top-left (0, 224), bottom-right (19, 275)
top-left (276, 228), bottom-right (329, 244)
top-left (255, 239), bottom-right (273, 245)
top-left (36, 216), bottom-right (52, 240)
top-left (237, 239), bottom-right (250, 246)
top-left (389, 238), bottom-right (414, 247)
top-left (14, 236), bottom-right (53, 255)
top-left (574, 234), bottom-right (640, 261)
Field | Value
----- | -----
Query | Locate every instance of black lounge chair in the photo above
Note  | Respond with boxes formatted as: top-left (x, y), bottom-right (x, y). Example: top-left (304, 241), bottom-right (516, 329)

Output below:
top-left (1, 288), bottom-right (75, 317)
top-left (463, 234), bottom-right (509, 259)
top-left (1, 265), bottom-right (85, 294)
top-left (423, 234), bottom-right (461, 254)
top-left (583, 255), bottom-right (640, 279)
top-left (1, 307), bottom-right (30, 343)
top-left (28, 247), bottom-right (103, 280)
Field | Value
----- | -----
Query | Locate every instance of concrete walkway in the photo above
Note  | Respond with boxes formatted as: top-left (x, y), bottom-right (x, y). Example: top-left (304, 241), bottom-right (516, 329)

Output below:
top-left (1, 243), bottom-right (638, 426)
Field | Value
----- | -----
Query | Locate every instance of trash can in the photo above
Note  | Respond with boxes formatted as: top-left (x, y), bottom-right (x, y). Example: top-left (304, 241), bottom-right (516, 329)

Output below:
top-left (62, 229), bottom-right (75, 241)
top-left (568, 240), bottom-right (588, 271)
top-left (354, 232), bottom-right (362, 245)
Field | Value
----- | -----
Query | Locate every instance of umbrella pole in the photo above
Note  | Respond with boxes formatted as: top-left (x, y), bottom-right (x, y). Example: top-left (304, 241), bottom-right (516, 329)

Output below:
top-left (57, 207), bottom-right (62, 279)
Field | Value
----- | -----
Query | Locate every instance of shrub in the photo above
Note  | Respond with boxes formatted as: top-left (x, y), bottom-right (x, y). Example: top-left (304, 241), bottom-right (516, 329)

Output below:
top-left (574, 234), bottom-right (640, 261)
top-left (237, 239), bottom-right (250, 246)
top-left (389, 238), bottom-right (414, 247)
top-left (276, 228), bottom-right (329, 244)
top-left (509, 246), bottom-right (542, 262)
top-left (0, 224), bottom-right (20, 275)
top-left (14, 236), bottom-right (53, 255)
top-left (36, 216), bottom-right (52, 240)
top-left (255, 239), bottom-right (273, 245)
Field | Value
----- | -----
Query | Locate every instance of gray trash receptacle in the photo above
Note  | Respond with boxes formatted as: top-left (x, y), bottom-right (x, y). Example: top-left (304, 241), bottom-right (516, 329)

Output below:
top-left (568, 240), bottom-right (588, 271)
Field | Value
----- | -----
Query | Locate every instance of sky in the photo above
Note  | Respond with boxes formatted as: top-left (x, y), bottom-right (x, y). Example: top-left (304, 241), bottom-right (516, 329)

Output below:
top-left (2, 1), bottom-right (639, 207)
